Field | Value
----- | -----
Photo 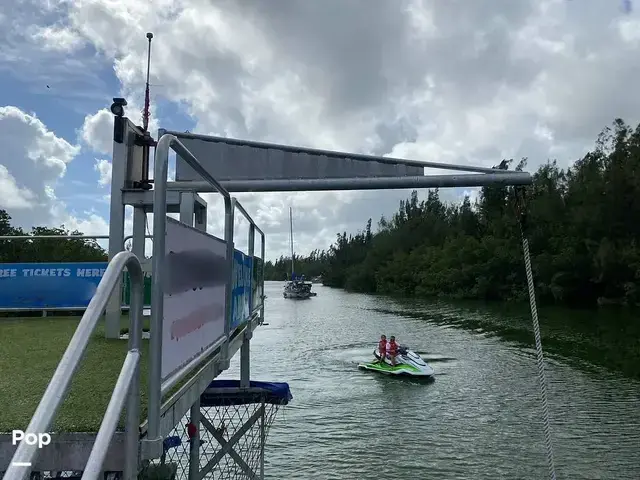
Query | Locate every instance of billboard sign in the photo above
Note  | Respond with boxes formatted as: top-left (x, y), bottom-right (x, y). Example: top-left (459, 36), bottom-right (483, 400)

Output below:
top-left (0, 263), bottom-right (107, 310)
top-left (162, 217), bottom-right (229, 382)
top-left (0, 262), bottom-right (152, 310)
top-left (230, 250), bottom-right (253, 330)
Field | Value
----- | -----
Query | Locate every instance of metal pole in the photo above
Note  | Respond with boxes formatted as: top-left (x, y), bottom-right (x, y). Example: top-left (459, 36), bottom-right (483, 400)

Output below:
top-left (84, 352), bottom-right (140, 480)
top-left (123, 258), bottom-right (144, 480)
top-left (289, 207), bottom-right (294, 279)
top-left (248, 225), bottom-right (256, 312)
top-left (131, 208), bottom-right (146, 259)
top-left (106, 118), bottom-right (129, 339)
top-left (0, 234), bottom-right (150, 251)
top-left (165, 171), bottom-right (533, 193)
top-left (194, 203), bottom-right (207, 231)
top-left (148, 136), bottom-right (170, 451)
top-left (142, 33), bottom-right (153, 134)
top-left (223, 198), bottom-right (234, 365)
top-left (260, 231), bottom-right (265, 324)
top-left (179, 192), bottom-right (195, 227)
top-left (130, 207), bottom-right (147, 319)
top-left (188, 399), bottom-right (200, 480)
top-left (0, 234), bottom-right (111, 241)
top-left (240, 224), bottom-right (254, 388)
top-left (260, 403), bottom-right (265, 480)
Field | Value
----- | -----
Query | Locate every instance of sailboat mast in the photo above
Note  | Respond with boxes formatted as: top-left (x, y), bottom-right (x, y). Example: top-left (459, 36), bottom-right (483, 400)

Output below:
top-left (289, 207), bottom-right (295, 279)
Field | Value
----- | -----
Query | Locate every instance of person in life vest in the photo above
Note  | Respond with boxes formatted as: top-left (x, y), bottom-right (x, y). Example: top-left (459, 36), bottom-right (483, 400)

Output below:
top-left (388, 336), bottom-right (399, 366)
top-left (378, 334), bottom-right (387, 363)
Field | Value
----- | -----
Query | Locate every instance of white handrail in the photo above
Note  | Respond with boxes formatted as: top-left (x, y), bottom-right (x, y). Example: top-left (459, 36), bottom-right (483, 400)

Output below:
top-left (4, 251), bottom-right (145, 480)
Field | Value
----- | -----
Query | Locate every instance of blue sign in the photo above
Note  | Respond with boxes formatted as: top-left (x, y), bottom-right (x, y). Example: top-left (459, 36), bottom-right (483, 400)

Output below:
top-left (0, 262), bottom-right (109, 310)
top-left (230, 250), bottom-right (253, 330)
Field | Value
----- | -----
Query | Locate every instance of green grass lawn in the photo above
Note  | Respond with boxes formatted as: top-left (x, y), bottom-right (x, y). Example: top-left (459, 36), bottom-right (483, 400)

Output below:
top-left (0, 315), bottom-right (151, 433)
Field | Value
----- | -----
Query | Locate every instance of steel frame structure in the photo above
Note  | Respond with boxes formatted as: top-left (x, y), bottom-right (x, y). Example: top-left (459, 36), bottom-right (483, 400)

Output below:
top-left (2, 101), bottom-right (532, 479)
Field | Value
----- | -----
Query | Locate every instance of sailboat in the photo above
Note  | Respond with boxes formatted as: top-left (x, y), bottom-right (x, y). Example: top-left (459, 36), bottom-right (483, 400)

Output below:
top-left (283, 207), bottom-right (315, 299)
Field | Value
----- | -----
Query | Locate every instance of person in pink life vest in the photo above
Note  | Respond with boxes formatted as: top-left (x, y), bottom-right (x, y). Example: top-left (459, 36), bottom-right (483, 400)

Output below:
top-left (378, 334), bottom-right (387, 363)
top-left (388, 336), bottom-right (399, 366)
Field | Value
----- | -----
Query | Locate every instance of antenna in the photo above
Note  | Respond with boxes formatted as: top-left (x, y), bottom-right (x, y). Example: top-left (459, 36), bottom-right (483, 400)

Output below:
top-left (136, 32), bottom-right (155, 191)
top-left (142, 32), bottom-right (153, 133)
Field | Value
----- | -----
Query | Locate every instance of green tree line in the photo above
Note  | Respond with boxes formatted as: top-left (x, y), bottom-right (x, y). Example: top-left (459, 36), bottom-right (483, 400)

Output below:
top-left (0, 210), bottom-right (108, 262)
top-left (0, 211), bottom-right (157, 316)
top-left (264, 250), bottom-right (329, 280)
top-left (266, 119), bottom-right (640, 308)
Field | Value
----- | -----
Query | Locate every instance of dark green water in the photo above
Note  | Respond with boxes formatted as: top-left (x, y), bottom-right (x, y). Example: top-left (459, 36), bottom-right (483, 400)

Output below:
top-left (221, 282), bottom-right (640, 479)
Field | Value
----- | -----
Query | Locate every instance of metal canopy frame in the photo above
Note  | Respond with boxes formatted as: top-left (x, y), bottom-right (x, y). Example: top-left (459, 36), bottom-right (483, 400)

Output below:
top-left (160, 129), bottom-right (531, 193)
top-left (167, 171), bottom-right (531, 192)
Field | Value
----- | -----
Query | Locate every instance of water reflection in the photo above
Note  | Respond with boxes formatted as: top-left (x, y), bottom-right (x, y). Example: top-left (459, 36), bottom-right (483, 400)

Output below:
top-left (217, 282), bottom-right (640, 480)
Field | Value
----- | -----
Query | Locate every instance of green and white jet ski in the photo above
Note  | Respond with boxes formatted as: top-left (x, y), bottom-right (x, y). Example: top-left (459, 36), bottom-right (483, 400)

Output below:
top-left (358, 346), bottom-right (435, 378)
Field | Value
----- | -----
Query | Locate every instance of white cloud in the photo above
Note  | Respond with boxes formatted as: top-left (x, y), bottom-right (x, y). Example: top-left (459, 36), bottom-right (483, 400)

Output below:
top-left (0, 105), bottom-right (109, 237)
top-left (62, 211), bottom-right (109, 236)
top-left (81, 109), bottom-right (113, 155)
top-left (7, 0), bottom-right (640, 259)
top-left (29, 24), bottom-right (85, 52)
top-left (0, 106), bottom-right (78, 222)
top-left (94, 158), bottom-right (112, 186)
top-left (0, 164), bottom-right (37, 209)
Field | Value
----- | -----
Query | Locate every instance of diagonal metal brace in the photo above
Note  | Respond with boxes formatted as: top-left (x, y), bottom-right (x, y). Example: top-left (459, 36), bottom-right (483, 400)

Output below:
top-left (198, 406), bottom-right (264, 480)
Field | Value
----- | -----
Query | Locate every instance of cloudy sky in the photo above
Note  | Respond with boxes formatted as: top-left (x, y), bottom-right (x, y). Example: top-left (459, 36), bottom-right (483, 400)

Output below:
top-left (0, 0), bottom-right (638, 260)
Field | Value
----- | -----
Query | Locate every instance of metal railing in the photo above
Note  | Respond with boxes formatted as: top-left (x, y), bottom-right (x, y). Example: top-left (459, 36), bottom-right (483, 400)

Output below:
top-left (231, 197), bottom-right (266, 323)
top-left (148, 133), bottom-right (235, 455)
top-left (0, 234), bottom-right (152, 247)
top-left (148, 134), bottom-right (268, 454)
top-left (4, 251), bottom-right (145, 480)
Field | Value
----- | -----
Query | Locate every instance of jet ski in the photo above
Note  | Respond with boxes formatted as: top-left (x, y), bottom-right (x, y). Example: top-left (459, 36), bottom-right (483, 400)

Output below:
top-left (358, 346), bottom-right (435, 378)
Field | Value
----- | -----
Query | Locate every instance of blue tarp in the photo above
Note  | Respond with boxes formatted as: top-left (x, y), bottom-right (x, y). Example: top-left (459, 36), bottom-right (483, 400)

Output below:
top-left (200, 380), bottom-right (293, 407)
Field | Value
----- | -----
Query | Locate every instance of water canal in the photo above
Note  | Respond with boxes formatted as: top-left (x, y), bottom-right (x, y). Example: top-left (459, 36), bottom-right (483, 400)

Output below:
top-left (220, 282), bottom-right (640, 479)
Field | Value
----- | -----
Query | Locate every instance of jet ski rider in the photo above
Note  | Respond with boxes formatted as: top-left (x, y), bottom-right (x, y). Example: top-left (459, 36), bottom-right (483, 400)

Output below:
top-left (378, 335), bottom-right (387, 363)
top-left (388, 336), bottom-right (399, 366)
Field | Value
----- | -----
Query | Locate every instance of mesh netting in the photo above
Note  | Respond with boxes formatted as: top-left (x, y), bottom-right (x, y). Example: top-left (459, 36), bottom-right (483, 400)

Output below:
top-left (1, 472), bottom-right (119, 479)
top-left (152, 399), bottom-right (284, 480)
top-left (3, 386), bottom-right (289, 480)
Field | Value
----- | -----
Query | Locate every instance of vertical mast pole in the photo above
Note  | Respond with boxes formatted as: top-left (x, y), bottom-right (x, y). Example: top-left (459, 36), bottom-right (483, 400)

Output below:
top-left (289, 207), bottom-right (295, 279)
top-left (142, 33), bottom-right (153, 133)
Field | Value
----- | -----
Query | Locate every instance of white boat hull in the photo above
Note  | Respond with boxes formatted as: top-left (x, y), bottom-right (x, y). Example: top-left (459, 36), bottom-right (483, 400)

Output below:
top-left (283, 290), bottom-right (311, 299)
top-left (283, 280), bottom-right (313, 299)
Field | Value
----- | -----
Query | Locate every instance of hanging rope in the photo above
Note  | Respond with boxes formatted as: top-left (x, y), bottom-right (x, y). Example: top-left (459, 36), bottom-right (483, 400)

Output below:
top-left (513, 186), bottom-right (558, 480)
